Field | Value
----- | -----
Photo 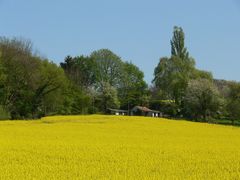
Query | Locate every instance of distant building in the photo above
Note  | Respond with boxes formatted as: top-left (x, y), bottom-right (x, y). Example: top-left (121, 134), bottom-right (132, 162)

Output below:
top-left (131, 106), bottom-right (162, 117)
top-left (108, 106), bottom-right (162, 117)
top-left (108, 108), bottom-right (128, 116)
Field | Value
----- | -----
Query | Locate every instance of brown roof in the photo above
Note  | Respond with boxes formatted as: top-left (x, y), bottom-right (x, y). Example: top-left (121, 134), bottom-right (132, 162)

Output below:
top-left (132, 106), bottom-right (161, 113)
top-left (134, 106), bottom-right (152, 112)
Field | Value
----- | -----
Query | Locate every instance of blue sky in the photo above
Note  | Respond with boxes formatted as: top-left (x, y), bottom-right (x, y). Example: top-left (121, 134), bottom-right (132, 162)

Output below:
top-left (0, 0), bottom-right (240, 83)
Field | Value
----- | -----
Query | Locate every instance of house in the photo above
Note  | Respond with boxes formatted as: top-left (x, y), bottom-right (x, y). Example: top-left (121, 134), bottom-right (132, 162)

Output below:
top-left (108, 106), bottom-right (162, 117)
top-left (131, 106), bottom-right (162, 117)
top-left (108, 108), bottom-right (128, 116)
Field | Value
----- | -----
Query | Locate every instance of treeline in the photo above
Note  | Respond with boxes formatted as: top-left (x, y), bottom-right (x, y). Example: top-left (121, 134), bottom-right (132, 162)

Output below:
top-left (151, 27), bottom-right (240, 124)
top-left (0, 37), bottom-right (148, 119)
top-left (0, 27), bottom-right (240, 124)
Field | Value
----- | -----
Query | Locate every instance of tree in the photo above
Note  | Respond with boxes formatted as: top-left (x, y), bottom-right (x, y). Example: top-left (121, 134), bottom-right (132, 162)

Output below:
top-left (90, 49), bottom-right (124, 88)
top-left (0, 37), bottom-right (68, 119)
top-left (60, 50), bottom-right (125, 114)
top-left (183, 79), bottom-right (223, 121)
top-left (56, 83), bottom-right (92, 115)
top-left (0, 37), bottom-right (39, 118)
top-left (153, 56), bottom-right (195, 106)
top-left (194, 69), bottom-right (213, 80)
top-left (213, 79), bottom-right (231, 98)
top-left (60, 55), bottom-right (95, 89)
top-left (171, 26), bottom-right (189, 60)
top-left (153, 26), bottom-right (212, 114)
top-left (153, 26), bottom-right (196, 106)
top-left (60, 50), bottom-right (149, 114)
top-left (32, 60), bottom-right (68, 117)
top-left (97, 82), bottom-right (120, 113)
top-left (0, 51), bottom-right (6, 99)
top-left (226, 82), bottom-right (240, 124)
top-left (118, 62), bottom-right (148, 110)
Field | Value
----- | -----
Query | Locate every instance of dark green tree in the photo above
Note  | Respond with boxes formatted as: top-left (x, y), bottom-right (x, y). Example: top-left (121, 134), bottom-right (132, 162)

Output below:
top-left (183, 79), bottom-right (223, 121)
top-left (171, 26), bottom-right (189, 60)
top-left (226, 82), bottom-right (240, 124)
top-left (60, 55), bottom-right (95, 89)
top-left (153, 56), bottom-right (195, 106)
top-left (118, 62), bottom-right (148, 111)
top-left (90, 49), bottom-right (124, 87)
top-left (98, 82), bottom-right (120, 113)
top-left (0, 37), bottom-right (68, 119)
top-left (153, 26), bottom-right (212, 115)
top-left (61, 50), bottom-right (149, 114)
top-left (32, 60), bottom-right (68, 117)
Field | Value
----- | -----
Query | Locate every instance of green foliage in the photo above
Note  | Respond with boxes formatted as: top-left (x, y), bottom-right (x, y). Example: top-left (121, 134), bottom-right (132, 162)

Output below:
top-left (1, 27), bottom-right (239, 123)
top-left (60, 55), bottom-right (95, 88)
top-left (226, 82), bottom-right (240, 124)
top-left (183, 79), bottom-right (223, 121)
top-left (194, 69), bottom-right (213, 80)
top-left (0, 53), bottom-right (6, 101)
top-left (153, 26), bottom-right (197, 106)
top-left (90, 49), bottom-right (124, 87)
top-left (118, 62), bottom-right (149, 110)
top-left (60, 49), bottom-right (123, 114)
top-left (153, 56), bottom-right (196, 106)
top-left (149, 100), bottom-right (178, 117)
top-left (97, 82), bottom-right (120, 113)
top-left (171, 26), bottom-right (189, 60)
top-left (0, 37), bottom-right (38, 118)
top-left (0, 105), bottom-right (10, 120)
top-left (0, 37), bottom-right (68, 119)
top-left (214, 79), bottom-right (231, 98)
top-left (61, 50), bottom-right (149, 114)
top-left (153, 26), bottom-right (213, 117)
top-left (62, 84), bottom-right (92, 115)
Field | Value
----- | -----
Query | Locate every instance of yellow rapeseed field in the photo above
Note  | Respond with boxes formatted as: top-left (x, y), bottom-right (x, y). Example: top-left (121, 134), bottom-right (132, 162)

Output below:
top-left (0, 115), bottom-right (240, 179)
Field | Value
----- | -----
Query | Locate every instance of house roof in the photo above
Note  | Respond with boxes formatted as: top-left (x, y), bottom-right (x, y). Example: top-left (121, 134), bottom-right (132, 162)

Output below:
top-left (132, 106), bottom-right (160, 113)
top-left (134, 106), bottom-right (152, 112)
